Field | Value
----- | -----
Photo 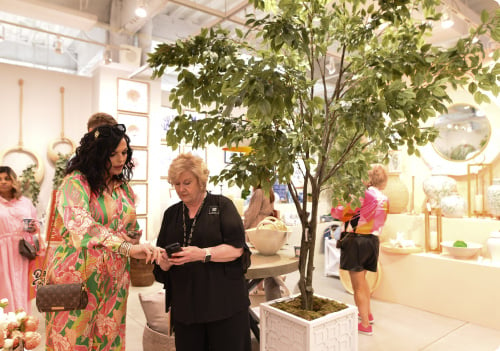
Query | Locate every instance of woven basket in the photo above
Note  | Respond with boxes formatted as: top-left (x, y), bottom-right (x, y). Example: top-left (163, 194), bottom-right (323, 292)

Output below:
top-left (246, 217), bottom-right (288, 255)
top-left (130, 258), bottom-right (155, 287)
top-left (143, 324), bottom-right (176, 351)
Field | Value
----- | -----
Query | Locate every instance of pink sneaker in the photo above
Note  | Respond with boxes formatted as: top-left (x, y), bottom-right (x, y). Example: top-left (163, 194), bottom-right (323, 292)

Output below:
top-left (358, 323), bottom-right (373, 336)
top-left (358, 313), bottom-right (374, 324)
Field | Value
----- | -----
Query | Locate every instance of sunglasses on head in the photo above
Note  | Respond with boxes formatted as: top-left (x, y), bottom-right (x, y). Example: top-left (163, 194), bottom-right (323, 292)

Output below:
top-left (94, 124), bottom-right (126, 139)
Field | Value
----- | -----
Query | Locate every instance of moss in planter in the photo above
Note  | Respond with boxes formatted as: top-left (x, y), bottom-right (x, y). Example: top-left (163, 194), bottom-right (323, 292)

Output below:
top-left (271, 295), bottom-right (348, 321)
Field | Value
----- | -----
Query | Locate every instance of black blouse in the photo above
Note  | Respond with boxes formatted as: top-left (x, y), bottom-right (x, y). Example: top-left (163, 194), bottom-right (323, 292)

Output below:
top-left (153, 193), bottom-right (250, 324)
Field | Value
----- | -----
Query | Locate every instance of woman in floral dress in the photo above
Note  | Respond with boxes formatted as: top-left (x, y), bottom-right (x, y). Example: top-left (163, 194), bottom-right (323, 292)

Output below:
top-left (45, 123), bottom-right (163, 351)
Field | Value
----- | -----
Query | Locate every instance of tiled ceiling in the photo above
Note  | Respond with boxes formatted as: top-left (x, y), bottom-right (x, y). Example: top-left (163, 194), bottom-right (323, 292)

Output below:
top-left (0, 0), bottom-right (498, 79)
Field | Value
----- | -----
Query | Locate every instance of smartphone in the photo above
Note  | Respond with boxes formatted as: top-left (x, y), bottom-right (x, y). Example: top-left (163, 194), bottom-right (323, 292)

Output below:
top-left (165, 242), bottom-right (182, 258)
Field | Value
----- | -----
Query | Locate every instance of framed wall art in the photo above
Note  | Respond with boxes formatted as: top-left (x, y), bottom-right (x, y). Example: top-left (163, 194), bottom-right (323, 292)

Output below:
top-left (160, 106), bottom-right (178, 141)
top-left (388, 150), bottom-right (402, 174)
top-left (117, 113), bottom-right (149, 148)
top-left (159, 142), bottom-right (178, 179)
top-left (131, 149), bottom-right (148, 181)
top-left (131, 182), bottom-right (148, 215)
top-left (136, 216), bottom-right (147, 239)
top-left (117, 78), bottom-right (149, 114)
top-left (224, 150), bottom-right (240, 164)
top-left (185, 109), bottom-right (206, 121)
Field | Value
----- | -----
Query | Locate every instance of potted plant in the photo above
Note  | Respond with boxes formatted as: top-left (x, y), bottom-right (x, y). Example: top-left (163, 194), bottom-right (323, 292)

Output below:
top-left (148, 0), bottom-right (499, 346)
top-left (20, 164), bottom-right (40, 207)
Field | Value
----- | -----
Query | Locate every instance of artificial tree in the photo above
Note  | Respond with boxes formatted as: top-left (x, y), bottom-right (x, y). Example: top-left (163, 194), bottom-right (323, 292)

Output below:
top-left (148, 0), bottom-right (500, 311)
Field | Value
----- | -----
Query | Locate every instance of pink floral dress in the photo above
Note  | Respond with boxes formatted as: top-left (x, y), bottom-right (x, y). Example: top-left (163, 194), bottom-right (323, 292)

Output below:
top-left (0, 195), bottom-right (37, 313)
top-left (45, 171), bottom-right (139, 351)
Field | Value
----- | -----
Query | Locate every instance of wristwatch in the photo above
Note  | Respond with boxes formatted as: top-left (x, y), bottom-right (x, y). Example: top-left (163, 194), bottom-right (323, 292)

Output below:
top-left (204, 248), bottom-right (212, 263)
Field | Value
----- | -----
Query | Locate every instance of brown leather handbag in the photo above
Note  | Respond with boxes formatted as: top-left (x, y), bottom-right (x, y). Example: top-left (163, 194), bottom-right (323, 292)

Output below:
top-left (36, 282), bottom-right (88, 312)
top-left (18, 236), bottom-right (39, 260)
top-left (36, 234), bottom-right (89, 312)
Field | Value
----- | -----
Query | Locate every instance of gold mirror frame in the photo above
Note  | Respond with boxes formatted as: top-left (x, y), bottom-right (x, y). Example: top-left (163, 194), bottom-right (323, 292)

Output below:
top-left (431, 103), bottom-right (491, 162)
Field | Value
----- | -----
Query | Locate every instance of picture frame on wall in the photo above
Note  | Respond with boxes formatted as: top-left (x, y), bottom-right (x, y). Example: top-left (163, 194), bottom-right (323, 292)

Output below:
top-left (182, 144), bottom-right (207, 162)
top-left (159, 142), bottom-right (178, 179)
top-left (160, 106), bottom-right (178, 141)
top-left (136, 216), bottom-right (147, 240)
top-left (117, 113), bottom-right (149, 148)
top-left (131, 183), bottom-right (148, 215)
top-left (184, 109), bottom-right (206, 121)
top-left (117, 78), bottom-right (149, 114)
top-left (224, 150), bottom-right (240, 164)
top-left (388, 150), bottom-right (402, 174)
top-left (131, 149), bottom-right (148, 181)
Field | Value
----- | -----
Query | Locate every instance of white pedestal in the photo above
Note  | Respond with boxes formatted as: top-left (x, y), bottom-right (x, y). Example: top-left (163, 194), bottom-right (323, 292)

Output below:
top-left (324, 238), bottom-right (341, 277)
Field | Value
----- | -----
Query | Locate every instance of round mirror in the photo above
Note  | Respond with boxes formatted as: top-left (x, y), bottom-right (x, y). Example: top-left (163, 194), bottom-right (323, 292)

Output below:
top-left (432, 104), bottom-right (490, 161)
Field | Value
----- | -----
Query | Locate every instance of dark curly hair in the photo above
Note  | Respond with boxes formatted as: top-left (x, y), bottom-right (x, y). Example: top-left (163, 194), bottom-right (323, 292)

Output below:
top-left (66, 124), bottom-right (134, 194)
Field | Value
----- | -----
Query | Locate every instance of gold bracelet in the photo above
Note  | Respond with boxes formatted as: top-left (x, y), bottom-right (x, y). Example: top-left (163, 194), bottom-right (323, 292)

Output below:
top-left (119, 242), bottom-right (132, 257)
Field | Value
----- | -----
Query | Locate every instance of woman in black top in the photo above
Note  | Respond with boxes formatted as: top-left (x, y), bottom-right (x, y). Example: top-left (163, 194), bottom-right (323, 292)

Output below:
top-left (154, 153), bottom-right (251, 351)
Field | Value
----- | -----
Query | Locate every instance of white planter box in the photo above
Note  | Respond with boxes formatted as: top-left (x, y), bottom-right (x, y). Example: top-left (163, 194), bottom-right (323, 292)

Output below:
top-left (260, 294), bottom-right (358, 351)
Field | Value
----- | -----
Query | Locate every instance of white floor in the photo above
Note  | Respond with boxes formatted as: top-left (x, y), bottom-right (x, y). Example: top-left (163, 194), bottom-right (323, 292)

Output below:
top-left (31, 251), bottom-right (500, 351)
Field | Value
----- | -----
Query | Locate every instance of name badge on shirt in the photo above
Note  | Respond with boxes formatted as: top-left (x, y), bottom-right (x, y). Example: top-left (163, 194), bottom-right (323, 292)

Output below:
top-left (208, 206), bottom-right (219, 215)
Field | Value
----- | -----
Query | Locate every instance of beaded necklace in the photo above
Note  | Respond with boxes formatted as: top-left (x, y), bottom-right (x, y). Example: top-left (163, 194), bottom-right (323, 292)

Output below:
top-left (182, 193), bottom-right (206, 247)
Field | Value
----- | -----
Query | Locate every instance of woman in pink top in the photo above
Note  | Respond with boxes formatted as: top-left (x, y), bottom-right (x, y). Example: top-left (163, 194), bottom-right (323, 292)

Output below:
top-left (331, 164), bottom-right (389, 336)
top-left (0, 166), bottom-right (38, 313)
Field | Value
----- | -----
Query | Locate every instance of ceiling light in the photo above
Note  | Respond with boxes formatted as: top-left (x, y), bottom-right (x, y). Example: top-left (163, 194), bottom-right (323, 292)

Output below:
top-left (135, 1), bottom-right (147, 18)
top-left (0, 25), bottom-right (4, 42)
top-left (53, 36), bottom-right (63, 54)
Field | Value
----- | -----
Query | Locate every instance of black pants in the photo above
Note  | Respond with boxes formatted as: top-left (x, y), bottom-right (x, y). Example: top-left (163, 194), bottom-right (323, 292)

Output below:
top-left (173, 308), bottom-right (251, 351)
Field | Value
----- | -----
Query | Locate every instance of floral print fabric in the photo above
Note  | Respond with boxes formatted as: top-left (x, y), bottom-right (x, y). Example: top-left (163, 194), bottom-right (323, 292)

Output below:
top-left (45, 171), bottom-right (139, 351)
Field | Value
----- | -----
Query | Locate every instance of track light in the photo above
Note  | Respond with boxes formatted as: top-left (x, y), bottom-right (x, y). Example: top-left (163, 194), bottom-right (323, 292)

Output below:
top-left (135, 1), bottom-right (147, 18)
top-left (54, 36), bottom-right (63, 54)
top-left (103, 46), bottom-right (112, 64)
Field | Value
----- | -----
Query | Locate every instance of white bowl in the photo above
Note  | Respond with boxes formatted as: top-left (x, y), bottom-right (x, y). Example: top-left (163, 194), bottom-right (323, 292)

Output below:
top-left (246, 227), bottom-right (288, 256)
top-left (441, 241), bottom-right (482, 259)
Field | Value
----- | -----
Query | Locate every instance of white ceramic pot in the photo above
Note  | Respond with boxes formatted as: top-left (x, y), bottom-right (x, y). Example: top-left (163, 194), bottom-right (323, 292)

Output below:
top-left (423, 175), bottom-right (457, 208)
top-left (487, 231), bottom-right (500, 263)
top-left (487, 179), bottom-right (500, 218)
top-left (440, 194), bottom-right (466, 218)
top-left (260, 294), bottom-right (358, 351)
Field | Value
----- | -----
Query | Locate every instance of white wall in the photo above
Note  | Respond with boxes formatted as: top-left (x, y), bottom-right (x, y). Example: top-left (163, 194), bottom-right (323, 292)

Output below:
top-left (0, 63), bottom-right (92, 216)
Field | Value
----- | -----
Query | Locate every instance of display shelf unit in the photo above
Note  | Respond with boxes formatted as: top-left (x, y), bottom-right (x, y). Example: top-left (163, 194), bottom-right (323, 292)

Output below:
top-left (376, 213), bottom-right (500, 330)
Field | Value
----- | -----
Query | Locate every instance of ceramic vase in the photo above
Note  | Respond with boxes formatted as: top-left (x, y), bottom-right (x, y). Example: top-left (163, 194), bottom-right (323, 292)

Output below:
top-left (440, 194), bottom-right (466, 218)
top-left (383, 174), bottom-right (409, 213)
top-left (423, 175), bottom-right (457, 208)
top-left (487, 179), bottom-right (500, 218)
top-left (487, 231), bottom-right (500, 263)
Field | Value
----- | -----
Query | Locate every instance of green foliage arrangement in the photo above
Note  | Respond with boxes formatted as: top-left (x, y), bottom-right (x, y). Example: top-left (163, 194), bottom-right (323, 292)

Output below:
top-left (52, 153), bottom-right (70, 190)
top-left (148, 0), bottom-right (500, 310)
top-left (20, 164), bottom-right (40, 206)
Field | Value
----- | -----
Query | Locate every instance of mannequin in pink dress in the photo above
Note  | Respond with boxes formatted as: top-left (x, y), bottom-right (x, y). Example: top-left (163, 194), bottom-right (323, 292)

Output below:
top-left (0, 166), bottom-right (38, 313)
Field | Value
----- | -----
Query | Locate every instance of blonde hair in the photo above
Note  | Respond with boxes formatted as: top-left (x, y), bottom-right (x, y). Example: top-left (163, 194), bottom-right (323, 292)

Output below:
top-left (87, 112), bottom-right (117, 131)
top-left (368, 164), bottom-right (388, 190)
top-left (0, 166), bottom-right (22, 199)
top-left (168, 153), bottom-right (209, 191)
